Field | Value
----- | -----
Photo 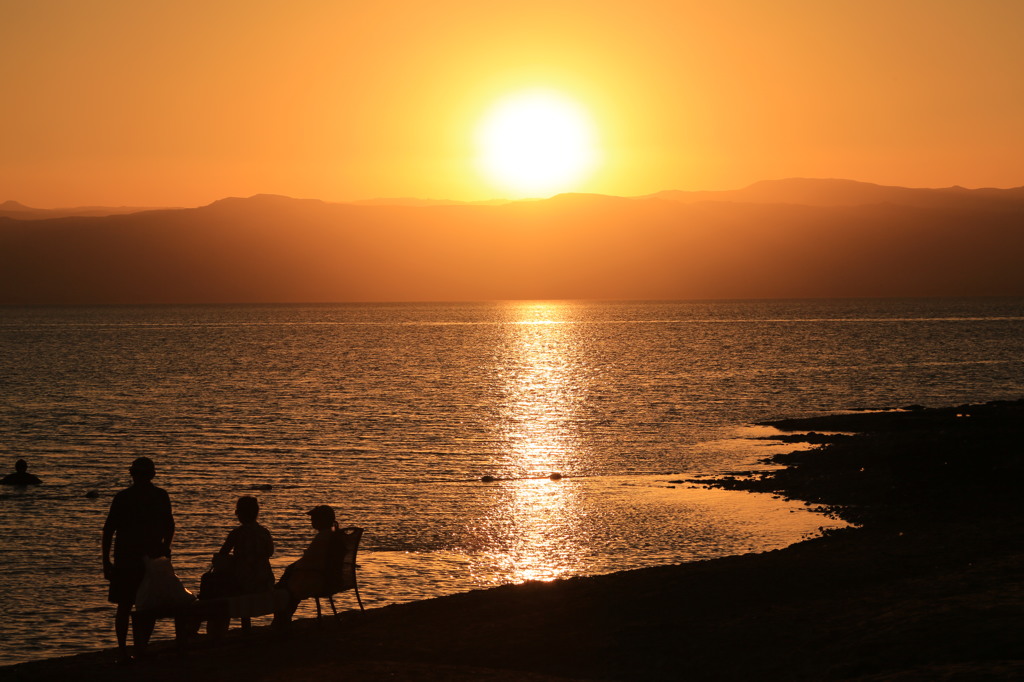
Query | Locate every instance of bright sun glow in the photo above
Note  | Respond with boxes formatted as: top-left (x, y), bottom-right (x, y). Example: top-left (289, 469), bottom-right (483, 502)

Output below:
top-left (476, 90), bottom-right (600, 197)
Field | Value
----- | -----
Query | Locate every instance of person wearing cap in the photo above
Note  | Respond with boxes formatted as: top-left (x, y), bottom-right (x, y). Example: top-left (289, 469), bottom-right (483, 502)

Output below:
top-left (0, 458), bottom-right (42, 485)
top-left (272, 504), bottom-right (338, 624)
top-left (101, 456), bottom-right (175, 663)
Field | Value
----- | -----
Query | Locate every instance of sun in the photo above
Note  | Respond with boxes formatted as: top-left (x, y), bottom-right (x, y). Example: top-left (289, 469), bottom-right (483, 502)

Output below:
top-left (476, 90), bottom-right (600, 197)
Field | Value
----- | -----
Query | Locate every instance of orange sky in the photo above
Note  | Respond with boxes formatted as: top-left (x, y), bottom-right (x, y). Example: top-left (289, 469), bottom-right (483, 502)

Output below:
top-left (3, 0), bottom-right (1023, 207)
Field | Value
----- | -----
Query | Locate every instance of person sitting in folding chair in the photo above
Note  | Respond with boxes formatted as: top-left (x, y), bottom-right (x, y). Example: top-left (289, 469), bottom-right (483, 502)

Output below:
top-left (272, 504), bottom-right (337, 625)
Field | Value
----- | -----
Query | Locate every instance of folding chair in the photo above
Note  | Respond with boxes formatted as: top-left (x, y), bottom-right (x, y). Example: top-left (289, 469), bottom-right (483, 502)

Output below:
top-left (312, 526), bottom-right (366, 620)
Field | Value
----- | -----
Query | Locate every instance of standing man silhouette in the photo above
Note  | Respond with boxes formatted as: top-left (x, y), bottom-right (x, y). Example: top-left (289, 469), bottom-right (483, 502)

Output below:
top-left (101, 456), bottom-right (175, 663)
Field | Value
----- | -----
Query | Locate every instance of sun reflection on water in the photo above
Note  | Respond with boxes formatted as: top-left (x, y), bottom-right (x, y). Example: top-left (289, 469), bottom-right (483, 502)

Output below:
top-left (474, 477), bottom-right (585, 584)
top-left (477, 302), bottom-right (589, 582)
top-left (498, 301), bottom-right (580, 476)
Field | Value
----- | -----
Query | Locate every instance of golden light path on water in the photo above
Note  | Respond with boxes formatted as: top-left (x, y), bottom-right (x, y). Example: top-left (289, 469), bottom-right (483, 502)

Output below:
top-left (482, 301), bottom-right (584, 583)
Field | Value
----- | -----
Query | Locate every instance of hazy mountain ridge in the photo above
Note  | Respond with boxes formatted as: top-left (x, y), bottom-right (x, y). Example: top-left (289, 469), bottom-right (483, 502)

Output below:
top-left (0, 193), bottom-right (503, 219)
top-left (0, 200), bottom-right (177, 220)
top-left (646, 178), bottom-right (1024, 209)
top-left (351, 197), bottom-right (511, 207)
top-left (2, 179), bottom-right (1022, 304)
top-left (6, 178), bottom-right (1024, 221)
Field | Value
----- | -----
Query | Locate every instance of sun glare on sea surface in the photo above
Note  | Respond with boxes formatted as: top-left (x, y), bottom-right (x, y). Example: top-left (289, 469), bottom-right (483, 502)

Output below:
top-left (476, 90), bottom-right (600, 197)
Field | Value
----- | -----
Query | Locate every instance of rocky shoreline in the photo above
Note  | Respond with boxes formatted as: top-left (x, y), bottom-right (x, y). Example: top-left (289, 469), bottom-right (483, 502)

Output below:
top-left (702, 399), bottom-right (1024, 527)
top-left (5, 400), bottom-right (1022, 681)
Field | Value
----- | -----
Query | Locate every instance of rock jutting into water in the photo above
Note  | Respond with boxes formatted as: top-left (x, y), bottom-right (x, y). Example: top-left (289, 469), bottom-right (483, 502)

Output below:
top-left (694, 398), bottom-right (1024, 527)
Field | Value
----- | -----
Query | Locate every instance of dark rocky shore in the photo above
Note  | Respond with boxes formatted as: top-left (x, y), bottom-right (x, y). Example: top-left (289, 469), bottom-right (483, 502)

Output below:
top-left (5, 400), bottom-right (1022, 681)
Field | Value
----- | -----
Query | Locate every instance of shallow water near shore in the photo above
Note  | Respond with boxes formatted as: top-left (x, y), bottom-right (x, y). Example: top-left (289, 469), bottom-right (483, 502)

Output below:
top-left (2, 298), bottom-right (1023, 666)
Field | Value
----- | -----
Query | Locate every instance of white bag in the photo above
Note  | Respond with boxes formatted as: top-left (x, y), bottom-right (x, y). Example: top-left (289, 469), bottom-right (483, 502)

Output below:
top-left (134, 555), bottom-right (197, 612)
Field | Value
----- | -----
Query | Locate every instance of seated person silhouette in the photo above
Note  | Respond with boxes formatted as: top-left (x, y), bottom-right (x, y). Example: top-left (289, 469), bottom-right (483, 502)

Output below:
top-left (1, 459), bottom-right (42, 485)
top-left (272, 504), bottom-right (338, 625)
top-left (206, 496), bottom-right (275, 633)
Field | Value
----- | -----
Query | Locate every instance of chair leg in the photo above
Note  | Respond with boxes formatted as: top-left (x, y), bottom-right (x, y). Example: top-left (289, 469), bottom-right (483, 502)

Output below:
top-left (353, 584), bottom-right (365, 611)
top-left (328, 596), bottom-right (339, 621)
top-left (314, 597), bottom-right (322, 620)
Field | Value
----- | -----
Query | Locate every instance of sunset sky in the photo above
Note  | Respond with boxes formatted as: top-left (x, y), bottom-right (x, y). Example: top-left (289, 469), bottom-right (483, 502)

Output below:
top-left (3, 0), bottom-right (1023, 208)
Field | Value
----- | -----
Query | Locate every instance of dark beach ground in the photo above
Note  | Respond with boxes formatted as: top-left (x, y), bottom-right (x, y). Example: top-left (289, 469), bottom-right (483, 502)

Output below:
top-left (5, 400), bottom-right (1022, 681)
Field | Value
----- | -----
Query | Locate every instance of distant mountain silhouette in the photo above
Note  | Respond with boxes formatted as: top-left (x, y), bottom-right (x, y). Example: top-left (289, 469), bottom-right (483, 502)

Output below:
top-left (2, 180), bottom-right (1022, 304)
top-left (351, 197), bottom-right (510, 207)
top-left (0, 200), bottom-right (173, 220)
top-left (649, 178), bottom-right (1024, 209)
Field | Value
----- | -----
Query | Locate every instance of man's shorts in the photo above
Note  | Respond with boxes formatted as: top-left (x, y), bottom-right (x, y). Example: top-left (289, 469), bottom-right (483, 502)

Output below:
top-left (107, 556), bottom-right (145, 605)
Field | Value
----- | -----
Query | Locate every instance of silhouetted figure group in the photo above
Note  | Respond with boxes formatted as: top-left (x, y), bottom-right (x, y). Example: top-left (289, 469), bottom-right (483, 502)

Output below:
top-left (100, 456), bottom-right (342, 663)
top-left (1, 458), bottom-right (42, 485)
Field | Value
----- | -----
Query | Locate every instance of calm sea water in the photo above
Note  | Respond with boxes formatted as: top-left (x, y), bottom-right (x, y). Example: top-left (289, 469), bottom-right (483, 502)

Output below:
top-left (2, 298), bottom-right (1023, 666)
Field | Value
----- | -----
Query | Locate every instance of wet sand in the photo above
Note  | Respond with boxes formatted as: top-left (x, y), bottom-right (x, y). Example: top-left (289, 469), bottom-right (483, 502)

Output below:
top-left (4, 400), bottom-right (1022, 681)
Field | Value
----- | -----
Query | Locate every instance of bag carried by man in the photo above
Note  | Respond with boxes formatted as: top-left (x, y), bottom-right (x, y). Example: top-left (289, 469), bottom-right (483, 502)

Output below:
top-left (135, 555), bottom-right (196, 613)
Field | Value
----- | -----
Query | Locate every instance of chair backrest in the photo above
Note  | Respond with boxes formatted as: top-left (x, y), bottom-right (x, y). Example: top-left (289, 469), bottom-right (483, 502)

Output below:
top-left (319, 526), bottom-right (362, 595)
